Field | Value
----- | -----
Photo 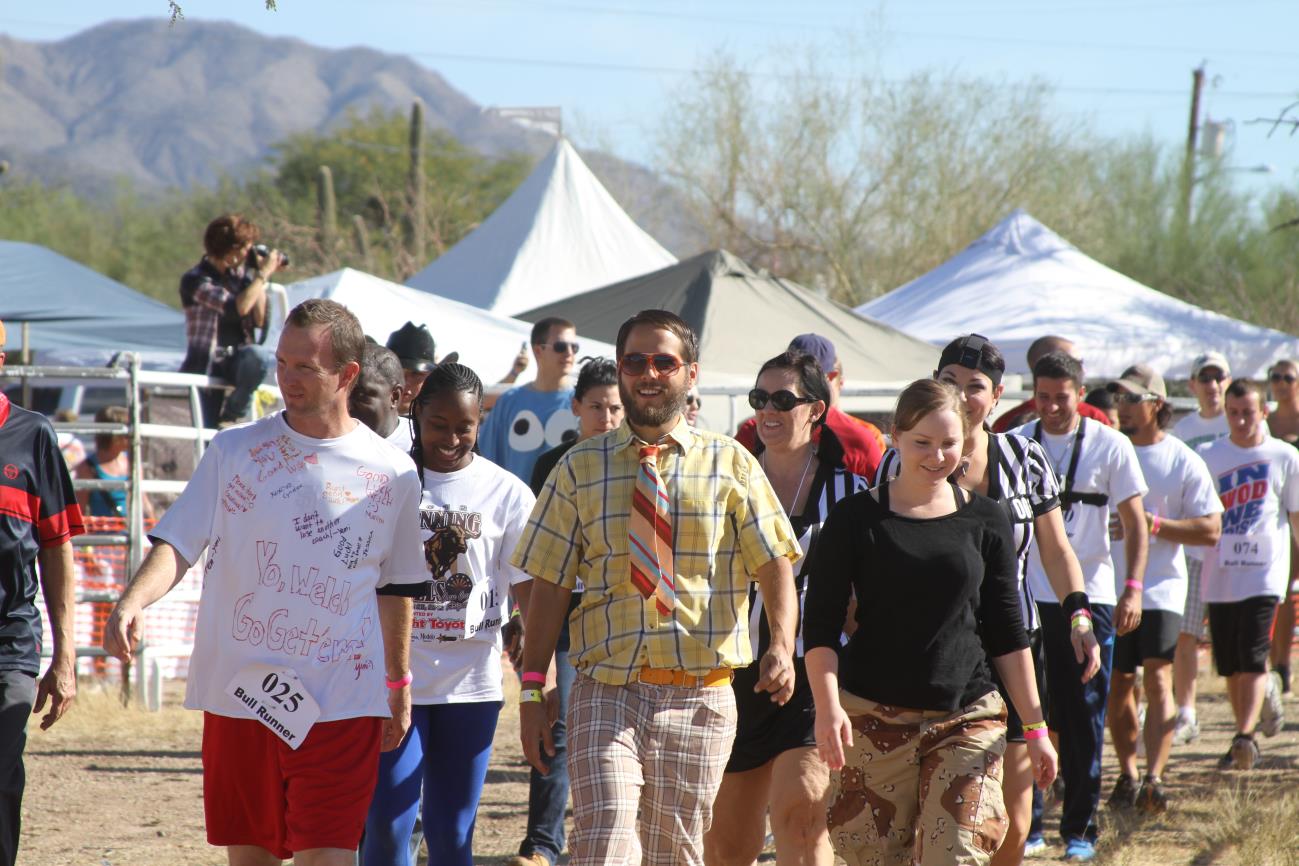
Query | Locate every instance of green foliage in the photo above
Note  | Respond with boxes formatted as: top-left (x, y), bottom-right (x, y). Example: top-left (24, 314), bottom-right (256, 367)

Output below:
top-left (657, 55), bottom-right (1299, 335)
top-left (0, 109), bottom-right (530, 307)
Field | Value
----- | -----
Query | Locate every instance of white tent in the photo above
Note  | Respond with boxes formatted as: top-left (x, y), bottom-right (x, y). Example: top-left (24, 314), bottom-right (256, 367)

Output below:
top-left (855, 209), bottom-right (1299, 379)
top-left (406, 139), bottom-right (677, 316)
top-left (275, 268), bottom-right (616, 384)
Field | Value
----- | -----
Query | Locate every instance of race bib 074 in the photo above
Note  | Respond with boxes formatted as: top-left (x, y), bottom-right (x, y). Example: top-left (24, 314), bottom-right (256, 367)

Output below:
top-left (226, 664), bottom-right (321, 749)
top-left (1217, 534), bottom-right (1273, 572)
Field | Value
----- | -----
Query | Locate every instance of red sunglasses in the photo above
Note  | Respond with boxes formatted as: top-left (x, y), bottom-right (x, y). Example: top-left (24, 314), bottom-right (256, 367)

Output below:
top-left (619, 353), bottom-right (685, 377)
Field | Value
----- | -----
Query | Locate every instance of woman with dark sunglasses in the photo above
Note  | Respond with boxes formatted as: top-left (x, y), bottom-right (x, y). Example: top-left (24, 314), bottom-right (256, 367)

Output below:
top-left (874, 335), bottom-right (1101, 865)
top-left (1267, 359), bottom-right (1299, 692)
top-left (704, 350), bottom-right (869, 866)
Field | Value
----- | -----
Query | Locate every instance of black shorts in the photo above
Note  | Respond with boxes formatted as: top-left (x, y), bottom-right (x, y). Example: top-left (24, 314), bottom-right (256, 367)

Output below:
top-left (1208, 596), bottom-right (1279, 677)
top-left (993, 629), bottom-right (1046, 743)
top-left (1113, 609), bottom-right (1183, 673)
top-left (726, 655), bottom-right (815, 773)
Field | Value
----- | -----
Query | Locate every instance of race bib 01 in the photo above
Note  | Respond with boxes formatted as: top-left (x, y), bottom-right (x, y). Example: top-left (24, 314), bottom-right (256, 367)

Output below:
top-left (226, 664), bottom-right (321, 749)
top-left (1217, 534), bottom-right (1274, 572)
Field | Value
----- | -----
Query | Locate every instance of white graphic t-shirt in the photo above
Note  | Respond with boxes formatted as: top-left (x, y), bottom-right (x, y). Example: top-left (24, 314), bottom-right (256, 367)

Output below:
top-left (1111, 436), bottom-right (1222, 613)
top-left (1199, 436), bottom-right (1299, 603)
top-left (1172, 411), bottom-right (1230, 451)
top-left (386, 417), bottom-right (414, 457)
top-left (411, 454), bottom-right (535, 704)
top-left (1016, 418), bottom-right (1148, 606)
top-left (152, 412), bottom-right (426, 722)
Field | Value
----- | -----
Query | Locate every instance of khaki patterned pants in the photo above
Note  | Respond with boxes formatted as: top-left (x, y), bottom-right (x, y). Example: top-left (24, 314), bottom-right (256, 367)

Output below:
top-left (826, 690), bottom-right (1009, 866)
top-left (567, 674), bottom-right (737, 866)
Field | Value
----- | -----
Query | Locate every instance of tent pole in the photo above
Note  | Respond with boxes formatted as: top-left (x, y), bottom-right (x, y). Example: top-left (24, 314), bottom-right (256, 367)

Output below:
top-left (20, 322), bottom-right (31, 409)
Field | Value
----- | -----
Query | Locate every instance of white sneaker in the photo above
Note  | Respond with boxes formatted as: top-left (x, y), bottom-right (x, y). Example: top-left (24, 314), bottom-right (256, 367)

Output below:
top-left (1136, 704), bottom-right (1147, 757)
top-left (1260, 671), bottom-right (1285, 738)
top-left (1172, 711), bottom-right (1199, 745)
top-left (1023, 835), bottom-right (1047, 857)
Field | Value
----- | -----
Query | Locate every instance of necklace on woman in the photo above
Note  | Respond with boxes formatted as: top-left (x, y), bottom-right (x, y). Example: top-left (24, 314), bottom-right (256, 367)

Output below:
top-left (763, 447), bottom-right (815, 517)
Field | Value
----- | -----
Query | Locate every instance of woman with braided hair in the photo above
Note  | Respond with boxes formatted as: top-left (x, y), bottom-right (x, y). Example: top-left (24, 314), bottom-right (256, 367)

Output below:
top-left (362, 362), bottom-right (537, 866)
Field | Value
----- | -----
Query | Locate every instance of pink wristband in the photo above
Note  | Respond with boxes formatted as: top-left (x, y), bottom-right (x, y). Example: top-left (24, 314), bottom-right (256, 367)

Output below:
top-left (1150, 514), bottom-right (1161, 535)
top-left (1023, 726), bottom-right (1050, 741)
top-left (521, 671), bottom-right (546, 686)
top-left (1125, 580), bottom-right (1143, 591)
top-left (1072, 607), bottom-right (1092, 619)
top-left (386, 671), bottom-right (413, 689)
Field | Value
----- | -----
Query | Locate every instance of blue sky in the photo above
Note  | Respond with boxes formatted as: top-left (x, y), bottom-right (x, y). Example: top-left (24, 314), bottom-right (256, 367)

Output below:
top-left (4, 0), bottom-right (1298, 199)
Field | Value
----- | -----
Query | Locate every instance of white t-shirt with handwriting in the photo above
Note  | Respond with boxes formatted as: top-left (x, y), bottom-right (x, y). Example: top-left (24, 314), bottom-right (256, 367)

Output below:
top-left (410, 454), bottom-right (535, 704)
top-left (152, 412), bottom-right (426, 722)
top-left (1199, 436), bottom-right (1299, 603)
top-left (1016, 417), bottom-right (1148, 606)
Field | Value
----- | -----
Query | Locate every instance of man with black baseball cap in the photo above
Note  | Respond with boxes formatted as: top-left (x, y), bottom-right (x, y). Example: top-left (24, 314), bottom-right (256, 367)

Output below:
top-left (386, 322), bottom-right (437, 416)
top-left (1103, 365), bottom-right (1221, 813)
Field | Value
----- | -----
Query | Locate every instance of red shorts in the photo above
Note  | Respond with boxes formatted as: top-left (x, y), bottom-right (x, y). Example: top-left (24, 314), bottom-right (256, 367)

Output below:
top-left (202, 712), bottom-right (383, 858)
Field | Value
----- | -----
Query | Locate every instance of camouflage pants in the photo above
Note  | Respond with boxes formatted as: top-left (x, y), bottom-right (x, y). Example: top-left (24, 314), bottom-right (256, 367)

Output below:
top-left (826, 689), bottom-right (1009, 866)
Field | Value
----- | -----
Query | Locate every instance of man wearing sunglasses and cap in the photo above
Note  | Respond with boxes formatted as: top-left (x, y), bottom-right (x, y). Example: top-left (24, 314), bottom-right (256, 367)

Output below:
top-left (512, 309), bottom-right (799, 866)
top-left (1103, 365), bottom-right (1221, 814)
top-left (478, 317), bottom-right (580, 484)
top-left (734, 333), bottom-right (885, 479)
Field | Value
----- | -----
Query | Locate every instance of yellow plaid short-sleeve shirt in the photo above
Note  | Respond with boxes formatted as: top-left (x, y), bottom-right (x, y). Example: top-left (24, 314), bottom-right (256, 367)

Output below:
top-left (510, 417), bottom-right (800, 685)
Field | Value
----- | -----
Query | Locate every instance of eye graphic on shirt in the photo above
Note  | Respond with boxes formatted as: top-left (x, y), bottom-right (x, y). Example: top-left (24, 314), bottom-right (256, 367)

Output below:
top-left (545, 410), bottom-right (579, 447)
top-left (508, 410), bottom-right (545, 452)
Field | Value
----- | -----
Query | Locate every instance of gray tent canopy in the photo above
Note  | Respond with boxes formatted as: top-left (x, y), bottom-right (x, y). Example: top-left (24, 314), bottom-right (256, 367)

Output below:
top-left (0, 241), bottom-right (185, 361)
top-left (517, 250), bottom-right (937, 382)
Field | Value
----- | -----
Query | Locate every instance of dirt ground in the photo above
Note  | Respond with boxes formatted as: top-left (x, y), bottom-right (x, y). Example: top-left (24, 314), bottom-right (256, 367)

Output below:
top-left (18, 650), bottom-right (1299, 866)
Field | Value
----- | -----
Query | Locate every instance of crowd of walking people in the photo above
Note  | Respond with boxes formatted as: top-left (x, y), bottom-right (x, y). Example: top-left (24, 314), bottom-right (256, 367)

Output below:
top-left (1, 227), bottom-right (1296, 866)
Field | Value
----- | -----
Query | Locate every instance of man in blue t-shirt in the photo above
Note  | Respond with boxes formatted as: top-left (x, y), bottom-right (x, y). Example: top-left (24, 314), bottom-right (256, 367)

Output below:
top-left (478, 317), bottom-right (579, 482)
top-left (0, 319), bottom-right (84, 866)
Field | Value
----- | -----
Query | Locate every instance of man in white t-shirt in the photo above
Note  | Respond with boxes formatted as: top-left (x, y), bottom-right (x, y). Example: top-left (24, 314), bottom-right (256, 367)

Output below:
top-left (105, 299), bottom-right (427, 865)
top-left (1014, 351), bottom-right (1148, 858)
top-left (1169, 351), bottom-right (1232, 745)
top-left (350, 342), bottom-right (414, 455)
top-left (1198, 379), bottom-right (1299, 771)
top-left (1102, 365), bottom-right (1221, 815)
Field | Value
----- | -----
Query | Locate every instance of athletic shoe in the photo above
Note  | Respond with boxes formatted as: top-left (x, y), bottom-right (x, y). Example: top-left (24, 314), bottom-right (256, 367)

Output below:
top-left (504, 855), bottom-right (552, 866)
top-left (1063, 837), bottom-right (1097, 862)
top-left (1216, 747), bottom-right (1235, 771)
top-left (1106, 773), bottom-right (1138, 810)
top-left (1172, 712), bottom-right (1200, 745)
top-left (1230, 733), bottom-right (1260, 771)
top-left (1260, 671), bottom-right (1285, 737)
top-left (1135, 776), bottom-right (1168, 815)
top-left (1022, 834), bottom-right (1047, 857)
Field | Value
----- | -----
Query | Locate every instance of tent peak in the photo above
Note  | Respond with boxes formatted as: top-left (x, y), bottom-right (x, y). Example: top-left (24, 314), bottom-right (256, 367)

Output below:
top-left (975, 209), bottom-right (1077, 259)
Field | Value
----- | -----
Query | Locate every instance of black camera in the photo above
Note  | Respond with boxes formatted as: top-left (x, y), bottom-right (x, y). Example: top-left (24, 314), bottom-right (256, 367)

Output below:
top-left (247, 243), bottom-right (290, 271)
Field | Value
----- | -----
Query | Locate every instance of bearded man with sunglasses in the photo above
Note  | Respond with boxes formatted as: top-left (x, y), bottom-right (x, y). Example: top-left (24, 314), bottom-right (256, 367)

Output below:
top-left (479, 317), bottom-right (581, 483)
top-left (512, 309), bottom-right (800, 866)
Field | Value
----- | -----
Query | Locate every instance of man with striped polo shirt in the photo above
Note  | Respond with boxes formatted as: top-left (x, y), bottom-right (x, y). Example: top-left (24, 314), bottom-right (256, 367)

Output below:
top-left (513, 309), bottom-right (799, 866)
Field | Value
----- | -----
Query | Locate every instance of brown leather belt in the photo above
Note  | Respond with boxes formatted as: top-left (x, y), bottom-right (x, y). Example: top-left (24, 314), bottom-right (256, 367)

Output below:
top-left (636, 665), bottom-right (733, 688)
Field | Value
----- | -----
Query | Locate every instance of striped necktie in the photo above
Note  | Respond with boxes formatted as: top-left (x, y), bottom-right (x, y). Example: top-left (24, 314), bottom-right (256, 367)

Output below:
top-left (629, 444), bottom-right (676, 615)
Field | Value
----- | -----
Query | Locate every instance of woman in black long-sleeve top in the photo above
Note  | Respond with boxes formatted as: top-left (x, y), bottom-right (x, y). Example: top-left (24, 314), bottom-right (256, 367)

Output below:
top-left (803, 379), bottom-right (1057, 866)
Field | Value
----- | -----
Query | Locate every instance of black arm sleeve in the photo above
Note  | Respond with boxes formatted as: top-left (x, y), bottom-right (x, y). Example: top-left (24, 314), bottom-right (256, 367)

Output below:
top-left (978, 503), bottom-right (1029, 657)
top-left (801, 496), bottom-right (859, 652)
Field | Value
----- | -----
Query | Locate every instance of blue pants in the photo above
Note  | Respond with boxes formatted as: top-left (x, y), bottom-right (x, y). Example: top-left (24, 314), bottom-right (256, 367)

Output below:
top-left (362, 701), bottom-right (501, 866)
top-left (217, 344), bottom-right (271, 424)
top-left (1037, 602), bottom-right (1115, 843)
top-left (518, 616), bottom-right (576, 864)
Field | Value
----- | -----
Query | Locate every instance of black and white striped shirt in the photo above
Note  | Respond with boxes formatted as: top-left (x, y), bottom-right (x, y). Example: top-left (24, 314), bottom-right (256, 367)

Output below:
top-left (876, 432), bottom-right (1060, 631)
top-left (748, 461), bottom-right (871, 659)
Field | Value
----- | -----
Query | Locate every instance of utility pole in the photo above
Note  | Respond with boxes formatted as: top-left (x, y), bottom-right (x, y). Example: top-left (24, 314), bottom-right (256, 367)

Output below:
top-left (1179, 64), bottom-right (1206, 229)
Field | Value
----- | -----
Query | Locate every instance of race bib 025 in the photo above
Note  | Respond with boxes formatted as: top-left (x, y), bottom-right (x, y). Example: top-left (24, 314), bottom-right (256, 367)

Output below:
top-left (226, 664), bottom-right (321, 749)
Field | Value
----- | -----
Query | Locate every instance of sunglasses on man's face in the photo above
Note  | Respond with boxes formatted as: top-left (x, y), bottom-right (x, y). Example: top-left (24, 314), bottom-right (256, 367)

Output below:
top-left (686, 394), bottom-right (702, 408)
top-left (1196, 371), bottom-right (1227, 384)
top-left (1115, 392), bottom-right (1158, 405)
top-left (1271, 372), bottom-right (1298, 384)
top-left (748, 388), bottom-right (816, 412)
top-left (619, 353), bottom-right (684, 377)
top-left (539, 341), bottom-right (580, 355)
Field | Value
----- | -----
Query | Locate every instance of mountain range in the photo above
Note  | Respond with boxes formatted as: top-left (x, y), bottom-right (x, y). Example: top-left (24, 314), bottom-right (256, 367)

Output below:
top-left (0, 18), bottom-right (697, 253)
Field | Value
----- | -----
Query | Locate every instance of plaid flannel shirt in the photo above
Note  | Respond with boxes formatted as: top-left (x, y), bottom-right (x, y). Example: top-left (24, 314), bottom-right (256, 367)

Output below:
top-left (511, 417), bottom-right (800, 685)
top-left (179, 258), bottom-right (248, 376)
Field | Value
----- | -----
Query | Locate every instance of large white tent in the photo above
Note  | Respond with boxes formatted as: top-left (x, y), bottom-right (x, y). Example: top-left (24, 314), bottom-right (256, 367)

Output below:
top-left (275, 268), bottom-right (615, 383)
top-left (856, 210), bottom-right (1299, 379)
top-left (406, 139), bottom-right (677, 316)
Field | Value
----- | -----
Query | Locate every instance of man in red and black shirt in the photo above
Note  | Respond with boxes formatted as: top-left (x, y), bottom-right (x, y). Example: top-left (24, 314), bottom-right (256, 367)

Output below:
top-left (0, 319), bottom-right (84, 866)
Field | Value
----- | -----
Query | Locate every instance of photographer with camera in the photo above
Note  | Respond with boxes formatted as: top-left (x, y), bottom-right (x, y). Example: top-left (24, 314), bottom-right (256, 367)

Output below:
top-left (179, 214), bottom-right (288, 428)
